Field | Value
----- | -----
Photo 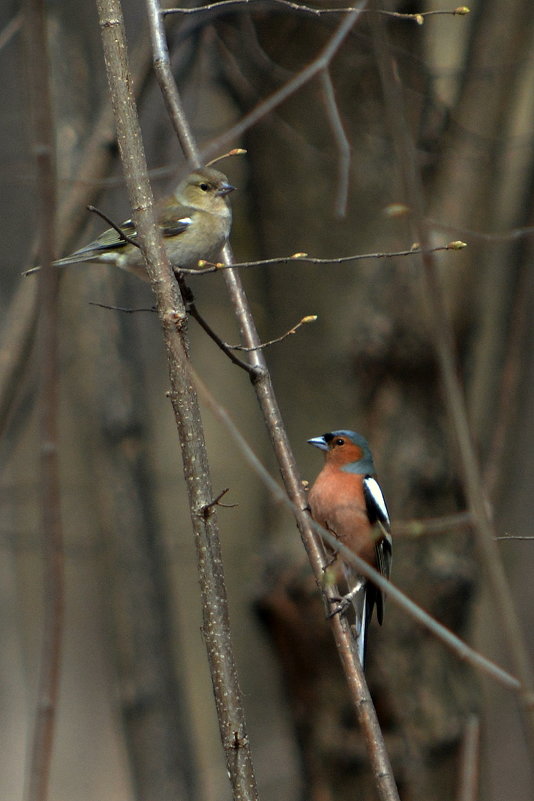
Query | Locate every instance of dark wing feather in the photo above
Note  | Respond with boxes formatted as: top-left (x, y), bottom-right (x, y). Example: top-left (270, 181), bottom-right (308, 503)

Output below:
top-left (70, 219), bottom-right (139, 257)
top-left (363, 476), bottom-right (392, 625)
top-left (79, 203), bottom-right (193, 255)
top-left (157, 200), bottom-right (193, 237)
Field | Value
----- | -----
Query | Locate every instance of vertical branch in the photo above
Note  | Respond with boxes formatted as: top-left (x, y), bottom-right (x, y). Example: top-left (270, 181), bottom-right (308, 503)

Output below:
top-left (145, 0), bottom-right (200, 166)
top-left (455, 715), bottom-right (480, 801)
top-left (143, 2), bottom-right (399, 800)
top-left (369, 1), bottom-right (534, 749)
top-left (22, 2), bottom-right (64, 801)
top-left (95, 1), bottom-right (259, 799)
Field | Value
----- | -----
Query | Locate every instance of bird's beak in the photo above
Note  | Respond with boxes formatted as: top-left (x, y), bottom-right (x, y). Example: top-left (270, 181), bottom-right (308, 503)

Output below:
top-left (307, 436), bottom-right (328, 451)
top-left (217, 182), bottom-right (235, 197)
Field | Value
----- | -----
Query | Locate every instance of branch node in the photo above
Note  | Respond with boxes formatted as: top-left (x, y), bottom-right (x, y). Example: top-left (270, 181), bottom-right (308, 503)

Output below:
top-left (162, 307), bottom-right (187, 325)
top-left (249, 366), bottom-right (267, 385)
top-left (226, 730), bottom-right (249, 750)
top-left (199, 488), bottom-right (236, 519)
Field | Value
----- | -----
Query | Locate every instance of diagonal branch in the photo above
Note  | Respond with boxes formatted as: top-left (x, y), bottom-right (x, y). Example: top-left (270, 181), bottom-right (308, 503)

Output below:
top-left (192, 371), bottom-right (521, 694)
top-left (146, 1), bottom-right (400, 799)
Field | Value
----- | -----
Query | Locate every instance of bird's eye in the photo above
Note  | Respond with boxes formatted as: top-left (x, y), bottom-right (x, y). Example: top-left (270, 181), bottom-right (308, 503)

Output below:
top-left (199, 183), bottom-right (210, 191)
top-left (335, 438), bottom-right (345, 446)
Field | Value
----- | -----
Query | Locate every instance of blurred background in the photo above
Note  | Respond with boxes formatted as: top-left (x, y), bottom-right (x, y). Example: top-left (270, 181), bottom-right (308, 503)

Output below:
top-left (1, 0), bottom-right (534, 799)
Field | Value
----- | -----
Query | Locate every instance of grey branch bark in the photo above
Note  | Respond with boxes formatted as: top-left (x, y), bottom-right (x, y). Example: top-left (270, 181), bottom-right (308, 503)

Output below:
top-left (95, 1), bottom-right (259, 799)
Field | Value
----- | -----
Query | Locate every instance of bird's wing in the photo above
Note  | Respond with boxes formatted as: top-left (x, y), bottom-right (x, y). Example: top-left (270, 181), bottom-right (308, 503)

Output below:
top-left (73, 203), bottom-right (193, 258)
top-left (363, 476), bottom-right (392, 625)
top-left (157, 200), bottom-right (194, 238)
top-left (67, 219), bottom-right (139, 259)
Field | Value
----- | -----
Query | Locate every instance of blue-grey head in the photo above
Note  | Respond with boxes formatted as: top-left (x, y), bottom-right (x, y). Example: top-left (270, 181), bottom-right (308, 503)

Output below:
top-left (307, 429), bottom-right (376, 475)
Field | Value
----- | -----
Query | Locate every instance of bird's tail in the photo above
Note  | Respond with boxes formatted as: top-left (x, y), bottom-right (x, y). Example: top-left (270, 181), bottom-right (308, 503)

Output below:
top-left (343, 566), bottom-right (372, 666)
top-left (23, 253), bottom-right (96, 277)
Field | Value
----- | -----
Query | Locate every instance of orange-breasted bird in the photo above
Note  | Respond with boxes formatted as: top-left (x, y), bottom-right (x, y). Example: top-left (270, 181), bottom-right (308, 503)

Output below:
top-left (307, 430), bottom-right (392, 665)
top-left (24, 166), bottom-right (235, 281)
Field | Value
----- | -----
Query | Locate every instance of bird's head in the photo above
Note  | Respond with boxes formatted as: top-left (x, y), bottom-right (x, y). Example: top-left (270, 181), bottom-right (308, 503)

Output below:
top-left (307, 430), bottom-right (375, 474)
top-left (176, 167), bottom-right (235, 216)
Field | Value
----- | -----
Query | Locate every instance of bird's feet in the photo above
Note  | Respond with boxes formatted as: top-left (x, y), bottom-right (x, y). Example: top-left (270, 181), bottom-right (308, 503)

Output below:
top-left (326, 595), bottom-right (351, 618)
top-left (326, 580), bottom-right (365, 619)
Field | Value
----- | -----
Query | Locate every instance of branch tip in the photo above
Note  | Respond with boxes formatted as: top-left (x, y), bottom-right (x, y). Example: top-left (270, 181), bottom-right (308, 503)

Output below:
top-left (206, 148), bottom-right (247, 167)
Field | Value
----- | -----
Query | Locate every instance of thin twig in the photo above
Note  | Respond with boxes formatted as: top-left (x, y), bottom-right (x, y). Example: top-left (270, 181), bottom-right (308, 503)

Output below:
top-left (428, 219), bottom-right (534, 244)
top-left (87, 204), bottom-right (141, 248)
top-left (88, 302), bottom-right (156, 313)
top-left (482, 252), bottom-right (529, 499)
top-left (176, 274), bottom-right (259, 375)
top-left (319, 68), bottom-right (350, 217)
top-left (179, 241), bottom-right (467, 274)
top-left (370, 0), bottom-right (534, 745)
top-left (455, 715), bottom-right (480, 801)
top-left (23, 1), bottom-right (64, 800)
top-left (99, 2), bottom-right (259, 799)
top-left (199, 488), bottom-right (237, 516)
top-left (187, 299), bottom-right (260, 375)
top-left (393, 511), bottom-right (472, 537)
top-left (227, 315), bottom-right (317, 351)
top-left (164, 0), bottom-right (469, 23)
top-left (0, 11), bottom-right (22, 52)
top-left (146, 0), bottom-right (199, 164)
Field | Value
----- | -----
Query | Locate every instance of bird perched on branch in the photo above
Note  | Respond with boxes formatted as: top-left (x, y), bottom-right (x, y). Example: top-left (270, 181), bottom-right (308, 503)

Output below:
top-left (24, 166), bottom-right (235, 281)
top-left (307, 430), bottom-right (392, 666)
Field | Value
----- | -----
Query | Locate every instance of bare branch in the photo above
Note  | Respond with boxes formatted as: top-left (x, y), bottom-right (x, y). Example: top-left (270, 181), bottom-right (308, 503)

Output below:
top-left (145, 0), bottom-right (201, 165)
top-left (185, 293), bottom-right (260, 375)
top-left (319, 68), bottom-right (350, 216)
top-left (428, 219), bottom-right (534, 244)
top-left (455, 715), bottom-right (480, 801)
top-left (227, 315), bottom-right (317, 351)
top-left (199, 488), bottom-right (237, 516)
top-left (393, 511), bottom-right (472, 538)
top-left (0, 12), bottom-right (22, 52)
top-left (98, 2), bottom-right (259, 798)
top-left (179, 241), bottom-right (467, 274)
top-left (164, 0), bottom-right (470, 24)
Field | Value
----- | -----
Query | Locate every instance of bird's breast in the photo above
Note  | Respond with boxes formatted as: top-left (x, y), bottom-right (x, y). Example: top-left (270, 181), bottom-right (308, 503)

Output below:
top-left (308, 467), bottom-right (376, 565)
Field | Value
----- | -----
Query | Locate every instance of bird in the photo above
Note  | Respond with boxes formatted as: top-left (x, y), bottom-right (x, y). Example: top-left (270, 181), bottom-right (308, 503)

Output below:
top-left (24, 166), bottom-right (235, 281)
top-left (307, 429), bottom-right (392, 665)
